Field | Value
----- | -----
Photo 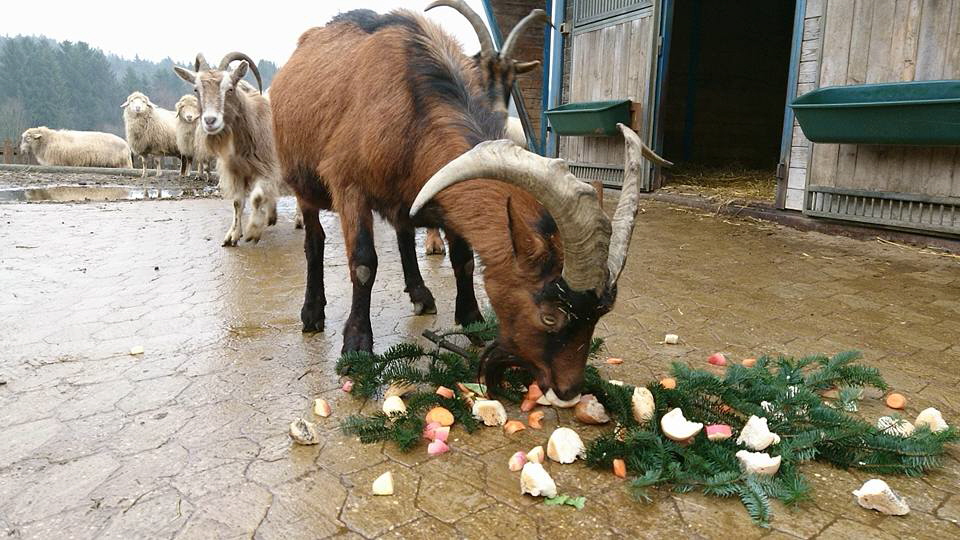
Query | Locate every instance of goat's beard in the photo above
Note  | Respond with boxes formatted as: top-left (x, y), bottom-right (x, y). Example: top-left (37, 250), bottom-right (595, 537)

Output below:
top-left (478, 340), bottom-right (531, 396)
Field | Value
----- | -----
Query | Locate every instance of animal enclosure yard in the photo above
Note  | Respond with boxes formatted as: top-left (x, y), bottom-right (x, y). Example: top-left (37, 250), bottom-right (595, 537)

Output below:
top-left (1, 172), bottom-right (958, 539)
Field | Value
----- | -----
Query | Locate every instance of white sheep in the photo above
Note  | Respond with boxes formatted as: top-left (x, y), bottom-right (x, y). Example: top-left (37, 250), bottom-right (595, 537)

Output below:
top-left (121, 91), bottom-right (180, 178)
top-left (174, 94), bottom-right (214, 178)
top-left (19, 127), bottom-right (133, 168)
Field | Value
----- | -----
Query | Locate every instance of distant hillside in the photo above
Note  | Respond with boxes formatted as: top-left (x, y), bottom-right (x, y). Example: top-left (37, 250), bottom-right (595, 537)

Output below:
top-left (0, 35), bottom-right (278, 141)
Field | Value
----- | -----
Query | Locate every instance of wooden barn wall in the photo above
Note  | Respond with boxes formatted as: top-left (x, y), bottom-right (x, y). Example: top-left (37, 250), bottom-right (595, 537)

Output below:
top-left (491, 0), bottom-right (547, 139)
top-left (559, 12), bottom-right (656, 168)
top-left (794, 0), bottom-right (960, 210)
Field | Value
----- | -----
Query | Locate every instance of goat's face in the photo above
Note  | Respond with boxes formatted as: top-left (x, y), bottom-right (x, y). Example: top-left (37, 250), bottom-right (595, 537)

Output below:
top-left (174, 61), bottom-right (249, 135)
top-left (472, 54), bottom-right (540, 114)
top-left (481, 207), bottom-right (614, 401)
top-left (121, 92), bottom-right (152, 116)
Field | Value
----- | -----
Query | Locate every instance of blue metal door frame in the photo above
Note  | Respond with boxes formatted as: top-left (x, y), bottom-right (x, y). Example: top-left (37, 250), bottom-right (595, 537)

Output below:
top-left (776, 0), bottom-right (807, 209)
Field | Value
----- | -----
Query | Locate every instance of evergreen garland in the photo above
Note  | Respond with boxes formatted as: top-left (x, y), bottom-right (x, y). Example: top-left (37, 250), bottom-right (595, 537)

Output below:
top-left (582, 351), bottom-right (958, 525)
top-left (335, 321), bottom-right (958, 526)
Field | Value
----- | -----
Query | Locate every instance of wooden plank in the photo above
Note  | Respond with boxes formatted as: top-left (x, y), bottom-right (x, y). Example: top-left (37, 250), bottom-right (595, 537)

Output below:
top-left (945, 0), bottom-right (960, 77)
top-left (916, 0), bottom-right (953, 80)
top-left (865, 0), bottom-right (896, 83)
top-left (810, 0), bottom-right (856, 188)
top-left (807, 0), bottom-right (827, 18)
top-left (924, 148), bottom-right (958, 197)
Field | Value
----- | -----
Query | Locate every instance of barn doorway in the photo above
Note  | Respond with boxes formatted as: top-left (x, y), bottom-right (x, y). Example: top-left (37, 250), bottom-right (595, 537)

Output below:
top-left (659, 0), bottom-right (797, 202)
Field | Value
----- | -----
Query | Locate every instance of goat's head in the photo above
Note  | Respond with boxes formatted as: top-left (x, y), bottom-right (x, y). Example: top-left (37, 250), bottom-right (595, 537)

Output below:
top-left (121, 91), bottom-right (154, 116)
top-left (427, 1), bottom-right (548, 114)
top-left (412, 125), bottom-right (671, 401)
top-left (175, 95), bottom-right (201, 124)
top-left (173, 52), bottom-right (263, 135)
top-left (19, 127), bottom-right (46, 154)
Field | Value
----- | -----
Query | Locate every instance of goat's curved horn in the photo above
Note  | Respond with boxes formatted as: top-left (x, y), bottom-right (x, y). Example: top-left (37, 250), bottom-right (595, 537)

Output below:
top-left (607, 124), bottom-right (673, 287)
top-left (410, 140), bottom-right (611, 293)
top-left (219, 52), bottom-right (263, 93)
top-left (500, 9), bottom-right (551, 61)
top-left (426, 0), bottom-right (496, 57)
top-left (194, 53), bottom-right (210, 72)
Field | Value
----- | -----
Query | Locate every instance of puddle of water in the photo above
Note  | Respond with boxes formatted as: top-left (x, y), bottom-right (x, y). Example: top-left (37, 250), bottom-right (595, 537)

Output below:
top-left (0, 185), bottom-right (216, 203)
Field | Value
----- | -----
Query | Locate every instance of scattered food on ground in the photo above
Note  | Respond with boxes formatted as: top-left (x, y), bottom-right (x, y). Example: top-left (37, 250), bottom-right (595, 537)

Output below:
top-left (372, 471), bottom-right (394, 496)
top-left (527, 410), bottom-right (545, 429)
top-left (313, 398), bottom-right (331, 418)
top-left (853, 479), bottom-right (909, 516)
top-left (289, 418), bottom-right (320, 446)
top-left (520, 462), bottom-right (557, 498)
top-left (884, 392), bottom-right (906, 409)
top-left (547, 427), bottom-right (586, 464)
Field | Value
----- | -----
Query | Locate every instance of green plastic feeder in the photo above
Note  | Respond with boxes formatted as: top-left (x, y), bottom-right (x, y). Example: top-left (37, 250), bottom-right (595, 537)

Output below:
top-left (546, 100), bottom-right (632, 137)
top-left (791, 80), bottom-right (960, 146)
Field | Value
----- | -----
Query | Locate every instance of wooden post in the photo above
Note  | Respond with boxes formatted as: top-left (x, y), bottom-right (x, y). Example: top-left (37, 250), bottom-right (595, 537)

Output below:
top-left (2, 139), bottom-right (12, 165)
top-left (592, 180), bottom-right (604, 207)
top-left (630, 101), bottom-right (643, 132)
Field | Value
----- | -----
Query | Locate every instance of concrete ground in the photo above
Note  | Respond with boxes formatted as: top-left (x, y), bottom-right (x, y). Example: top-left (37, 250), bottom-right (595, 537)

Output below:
top-left (0, 192), bottom-right (958, 539)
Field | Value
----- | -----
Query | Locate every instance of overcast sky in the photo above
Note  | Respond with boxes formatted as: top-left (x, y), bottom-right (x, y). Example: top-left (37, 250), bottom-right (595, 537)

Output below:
top-left (0, 0), bottom-right (490, 65)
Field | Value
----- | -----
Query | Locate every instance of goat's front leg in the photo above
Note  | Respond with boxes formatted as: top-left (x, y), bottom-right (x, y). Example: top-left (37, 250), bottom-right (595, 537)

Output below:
top-left (140, 155), bottom-right (147, 178)
top-left (223, 190), bottom-right (245, 247)
top-left (294, 199), bottom-right (304, 230)
top-left (154, 156), bottom-right (163, 177)
top-left (243, 178), bottom-right (276, 243)
top-left (179, 156), bottom-right (188, 177)
top-left (340, 200), bottom-right (377, 354)
top-left (300, 204), bottom-right (326, 332)
top-left (424, 227), bottom-right (446, 255)
top-left (397, 226), bottom-right (436, 315)
top-left (447, 230), bottom-right (483, 328)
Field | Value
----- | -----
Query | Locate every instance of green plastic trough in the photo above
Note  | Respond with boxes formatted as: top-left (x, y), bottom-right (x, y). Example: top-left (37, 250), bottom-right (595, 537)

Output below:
top-left (546, 99), bottom-right (632, 137)
top-left (791, 80), bottom-right (960, 146)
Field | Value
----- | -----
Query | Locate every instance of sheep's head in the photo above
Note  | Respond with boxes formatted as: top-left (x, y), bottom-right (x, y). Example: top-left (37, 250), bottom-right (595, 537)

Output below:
top-left (427, 1), bottom-right (548, 113)
top-left (175, 95), bottom-right (201, 124)
top-left (173, 52), bottom-right (263, 136)
top-left (121, 92), bottom-right (153, 116)
top-left (19, 127), bottom-right (46, 154)
top-left (411, 125), bottom-right (671, 400)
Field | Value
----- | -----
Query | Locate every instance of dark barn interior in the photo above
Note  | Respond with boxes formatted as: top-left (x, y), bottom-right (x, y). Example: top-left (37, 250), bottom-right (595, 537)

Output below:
top-left (661, 0), bottom-right (796, 170)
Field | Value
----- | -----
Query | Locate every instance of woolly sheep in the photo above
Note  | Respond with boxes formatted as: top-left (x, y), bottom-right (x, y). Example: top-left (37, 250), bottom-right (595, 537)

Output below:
top-left (121, 91), bottom-right (181, 178)
top-left (174, 94), bottom-right (214, 178)
top-left (19, 127), bottom-right (133, 168)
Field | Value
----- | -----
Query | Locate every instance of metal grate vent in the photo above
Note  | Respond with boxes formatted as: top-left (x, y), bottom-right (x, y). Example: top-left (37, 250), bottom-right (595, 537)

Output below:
top-left (805, 186), bottom-right (960, 236)
top-left (573, 0), bottom-right (651, 27)
top-left (570, 163), bottom-right (626, 188)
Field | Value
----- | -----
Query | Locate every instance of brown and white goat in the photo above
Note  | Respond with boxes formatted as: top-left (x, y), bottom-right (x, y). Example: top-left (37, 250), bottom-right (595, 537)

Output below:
top-left (271, 9), bottom-right (668, 399)
top-left (174, 53), bottom-right (279, 246)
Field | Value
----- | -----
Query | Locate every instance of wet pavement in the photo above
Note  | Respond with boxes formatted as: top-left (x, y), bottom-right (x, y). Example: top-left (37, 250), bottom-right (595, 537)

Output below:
top-left (0, 191), bottom-right (958, 539)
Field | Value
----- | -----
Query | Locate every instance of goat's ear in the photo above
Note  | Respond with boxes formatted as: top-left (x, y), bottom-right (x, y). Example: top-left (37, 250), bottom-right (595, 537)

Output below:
top-left (120, 99), bottom-right (130, 109)
top-left (507, 196), bottom-right (548, 271)
top-left (514, 60), bottom-right (541, 74)
top-left (174, 66), bottom-right (197, 85)
top-left (230, 61), bottom-right (249, 85)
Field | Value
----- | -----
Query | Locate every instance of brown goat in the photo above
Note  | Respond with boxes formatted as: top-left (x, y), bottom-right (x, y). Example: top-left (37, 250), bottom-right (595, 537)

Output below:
top-left (271, 9), bottom-right (668, 399)
top-left (174, 53), bottom-right (279, 246)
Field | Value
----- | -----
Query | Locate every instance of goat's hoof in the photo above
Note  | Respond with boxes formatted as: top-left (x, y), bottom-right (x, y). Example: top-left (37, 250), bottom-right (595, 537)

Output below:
top-left (341, 332), bottom-right (374, 355)
top-left (301, 304), bottom-right (325, 333)
top-left (409, 285), bottom-right (437, 315)
top-left (223, 230), bottom-right (241, 247)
